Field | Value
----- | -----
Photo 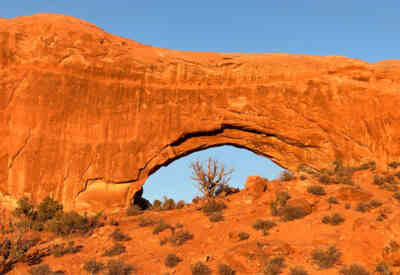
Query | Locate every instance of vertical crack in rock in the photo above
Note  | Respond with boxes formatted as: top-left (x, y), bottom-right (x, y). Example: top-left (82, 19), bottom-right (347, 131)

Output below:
top-left (8, 129), bottom-right (31, 169)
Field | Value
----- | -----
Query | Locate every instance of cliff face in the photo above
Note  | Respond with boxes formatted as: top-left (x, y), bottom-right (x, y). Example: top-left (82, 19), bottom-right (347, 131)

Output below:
top-left (2, 14), bottom-right (400, 211)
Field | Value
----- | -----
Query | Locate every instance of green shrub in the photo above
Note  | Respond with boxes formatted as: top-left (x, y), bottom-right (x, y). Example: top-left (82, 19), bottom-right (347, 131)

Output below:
top-left (46, 211), bottom-right (100, 236)
top-left (83, 258), bottom-right (105, 274)
top-left (14, 197), bottom-right (35, 218)
top-left (110, 229), bottom-right (131, 242)
top-left (202, 200), bottom-right (227, 216)
top-left (238, 232), bottom-right (250, 241)
top-left (209, 212), bottom-right (224, 222)
top-left (280, 205), bottom-right (308, 221)
top-left (37, 197), bottom-right (63, 222)
top-left (321, 213), bottom-right (345, 226)
top-left (169, 230), bottom-right (194, 246)
top-left (375, 261), bottom-right (393, 275)
top-left (307, 185), bottom-right (326, 196)
top-left (218, 264), bottom-right (235, 275)
top-left (126, 205), bottom-right (142, 216)
top-left (191, 261), bottom-right (211, 275)
top-left (153, 220), bottom-right (171, 235)
top-left (289, 266), bottom-right (308, 275)
top-left (311, 246), bottom-right (341, 269)
top-left (165, 253), bottom-right (181, 268)
top-left (102, 243), bottom-right (126, 257)
top-left (263, 256), bottom-right (285, 275)
top-left (339, 264), bottom-right (370, 275)
top-left (105, 259), bottom-right (135, 275)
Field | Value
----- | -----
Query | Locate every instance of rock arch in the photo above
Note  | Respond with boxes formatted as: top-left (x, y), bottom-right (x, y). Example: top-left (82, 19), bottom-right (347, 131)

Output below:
top-left (2, 14), bottom-right (400, 211)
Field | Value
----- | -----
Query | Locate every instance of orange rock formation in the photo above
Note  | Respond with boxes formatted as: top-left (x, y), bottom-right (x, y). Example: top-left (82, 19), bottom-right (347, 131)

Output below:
top-left (2, 13), bottom-right (400, 211)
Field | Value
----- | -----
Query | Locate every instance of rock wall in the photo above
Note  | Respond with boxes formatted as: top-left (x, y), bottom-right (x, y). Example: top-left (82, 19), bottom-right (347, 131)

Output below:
top-left (2, 14), bottom-right (400, 211)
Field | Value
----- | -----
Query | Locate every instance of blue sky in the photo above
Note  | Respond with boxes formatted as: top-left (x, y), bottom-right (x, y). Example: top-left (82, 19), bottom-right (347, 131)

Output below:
top-left (2, 1), bottom-right (399, 202)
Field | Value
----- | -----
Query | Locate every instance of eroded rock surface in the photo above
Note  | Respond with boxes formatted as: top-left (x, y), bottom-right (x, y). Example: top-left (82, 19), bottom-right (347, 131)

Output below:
top-left (2, 14), bottom-right (400, 211)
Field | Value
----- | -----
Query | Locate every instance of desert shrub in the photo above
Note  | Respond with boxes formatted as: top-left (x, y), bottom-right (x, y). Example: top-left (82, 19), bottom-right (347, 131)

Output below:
top-left (162, 197), bottom-right (176, 210)
top-left (327, 197), bottom-right (339, 204)
top-left (319, 174), bottom-right (331, 185)
top-left (209, 212), bottom-right (224, 222)
top-left (355, 202), bottom-right (370, 213)
top-left (307, 185), bottom-right (326, 196)
top-left (83, 258), bottom-right (105, 274)
top-left (110, 229), bottom-right (131, 242)
top-left (385, 175), bottom-right (397, 185)
top-left (270, 201), bottom-right (279, 216)
top-left (376, 213), bottom-right (388, 222)
top-left (311, 246), bottom-right (341, 269)
top-left (192, 196), bottom-right (201, 204)
top-left (382, 183), bottom-right (398, 192)
top-left (395, 172), bottom-right (400, 179)
top-left (263, 256), bottom-right (285, 275)
top-left (153, 220), bottom-right (171, 235)
top-left (176, 200), bottom-right (186, 209)
top-left (388, 161), bottom-right (400, 169)
top-left (29, 264), bottom-right (64, 275)
top-left (369, 199), bottom-right (382, 208)
top-left (51, 241), bottom-right (82, 257)
top-left (340, 264), bottom-right (370, 275)
top-left (322, 213), bottom-right (345, 226)
top-left (278, 170), bottom-right (295, 181)
top-left (253, 219), bottom-right (277, 231)
top-left (105, 259), bottom-right (135, 275)
top-left (289, 266), bottom-right (308, 275)
top-left (126, 205), bottom-right (142, 216)
top-left (14, 197), bottom-right (35, 218)
top-left (373, 175), bottom-right (384, 186)
top-left (37, 197), bottom-right (63, 222)
top-left (218, 264), bottom-right (235, 275)
top-left (102, 243), bottom-right (126, 257)
top-left (190, 157), bottom-right (234, 199)
top-left (202, 200), bottom-right (227, 216)
top-left (165, 253), bottom-right (181, 268)
top-left (191, 261), bottom-right (211, 275)
top-left (276, 191), bottom-right (291, 206)
top-left (300, 175), bottom-right (307, 180)
top-left (109, 219), bottom-right (119, 226)
top-left (375, 261), bottom-right (393, 275)
top-left (138, 216), bottom-right (156, 227)
top-left (280, 205), bottom-right (308, 221)
top-left (152, 199), bottom-right (162, 210)
top-left (393, 192), bottom-right (400, 201)
top-left (345, 203), bottom-right (351, 209)
top-left (169, 230), bottom-right (194, 246)
top-left (238, 232), bottom-right (250, 240)
top-left (45, 211), bottom-right (100, 236)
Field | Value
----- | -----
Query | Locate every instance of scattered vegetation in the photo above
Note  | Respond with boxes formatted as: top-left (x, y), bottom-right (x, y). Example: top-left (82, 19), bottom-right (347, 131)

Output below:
top-left (321, 213), bottom-right (345, 226)
top-left (138, 215), bottom-right (157, 227)
top-left (161, 196), bottom-right (176, 211)
top-left (289, 266), bottom-right (308, 275)
top-left (311, 246), bottom-right (341, 269)
top-left (307, 185), bottom-right (326, 196)
top-left (209, 212), bottom-right (224, 222)
top-left (276, 191), bottom-right (291, 206)
top-left (105, 259), bottom-right (135, 275)
top-left (238, 232), bottom-right (250, 241)
top-left (29, 264), bottom-right (65, 275)
top-left (102, 243), bottom-right (126, 257)
top-left (191, 261), bottom-right (212, 275)
top-left (327, 196), bottom-right (339, 204)
top-left (278, 170), bottom-right (295, 181)
top-left (339, 264), bottom-right (370, 275)
top-left (202, 200), bottom-right (227, 216)
top-left (51, 241), bottom-right (83, 257)
top-left (176, 200), bottom-right (186, 209)
top-left (165, 253), bottom-right (181, 268)
top-left (153, 220), bottom-right (172, 235)
top-left (393, 192), bottom-right (400, 201)
top-left (375, 261), bottom-right (393, 275)
top-left (190, 157), bottom-right (234, 199)
top-left (263, 256), bottom-right (285, 275)
top-left (355, 202), bottom-right (371, 213)
top-left (168, 230), bottom-right (194, 246)
top-left (110, 229), bottom-right (131, 242)
top-left (253, 219), bottom-right (277, 235)
top-left (218, 264), bottom-right (235, 275)
top-left (83, 258), bottom-right (105, 274)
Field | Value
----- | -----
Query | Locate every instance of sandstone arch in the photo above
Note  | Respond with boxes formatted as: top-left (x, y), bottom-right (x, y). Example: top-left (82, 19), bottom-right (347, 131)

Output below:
top-left (2, 14), bottom-right (400, 211)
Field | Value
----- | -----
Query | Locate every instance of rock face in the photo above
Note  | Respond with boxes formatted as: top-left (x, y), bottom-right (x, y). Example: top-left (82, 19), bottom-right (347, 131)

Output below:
top-left (2, 14), bottom-right (400, 211)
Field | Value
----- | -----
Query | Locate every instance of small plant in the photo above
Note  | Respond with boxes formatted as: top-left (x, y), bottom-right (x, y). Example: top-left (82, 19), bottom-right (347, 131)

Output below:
top-left (253, 219), bottom-right (277, 232)
top-left (355, 202), bottom-right (370, 213)
top-left (319, 174), bottom-right (331, 185)
top-left (37, 197), bottom-right (63, 222)
top-left (165, 253), bottom-right (181, 268)
top-left (126, 205), bottom-right (142, 216)
top-left (14, 196), bottom-right (35, 218)
top-left (169, 230), bottom-right (194, 246)
top-left (191, 261), bottom-right (212, 275)
top-left (339, 264), bottom-right (370, 275)
top-left (202, 200), bottom-right (227, 216)
top-left (176, 200), bottom-right (185, 209)
top-left (29, 264), bottom-right (65, 275)
top-left (376, 213), bottom-right (388, 222)
top-left (373, 175), bottom-right (384, 186)
top-left (375, 261), bottom-right (393, 275)
top-left (369, 199), bottom-right (382, 208)
top-left (278, 170), bottom-right (295, 181)
top-left (138, 216), bottom-right (156, 227)
top-left (83, 258), bottom-right (105, 274)
top-left (280, 205), bottom-right (309, 221)
top-left (51, 241), bottom-right (83, 257)
top-left (102, 243), bottom-right (126, 257)
top-left (162, 197), bottom-right (176, 210)
top-left (393, 192), bottom-right (400, 201)
top-left (388, 161), bottom-right (400, 169)
top-left (110, 229), bottom-right (131, 242)
top-left (218, 264), bottom-right (235, 275)
top-left (289, 266), bottom-right (308, 275)
top-left (345, 203), bottom-right (351, 209)
top-left (311, 246), bottom-right (341, 269)
top-left (270, 201), bottom-right (279, 216)
top-left (263, 256), bottom-right (285, 275)
top-left (153, 220), bottom-right (171, 235)
top-left (327, 197), bottom-right (339, 204)
top-left (276, 191), bottom-right (291, 206)
top-left (105, 259), bottom-right (135, 275)
top-left (321, 213), bottom-right (345, 226)
top-left (209, 212), bottom-right (224, 222)
top-left (307, 185), bottom-right (326, 196)
top-left (238, 232), bottom-right (250, 241)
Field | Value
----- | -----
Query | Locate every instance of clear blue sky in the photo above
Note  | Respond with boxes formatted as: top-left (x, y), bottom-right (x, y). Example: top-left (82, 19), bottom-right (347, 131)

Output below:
top-left (2, 1), bottom-right (399, 202)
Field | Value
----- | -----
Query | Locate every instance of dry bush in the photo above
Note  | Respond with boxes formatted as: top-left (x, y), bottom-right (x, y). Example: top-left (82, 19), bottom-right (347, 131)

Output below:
top-left (290, 266), bottom-right (308, 275)
top-left (51, 241), bottom-right (83, 257)
top-left (165, 253), bottom-right (181, 268)
top-left (278, 170), bottom-right (295, 181)
top-left (312, 246), bottom-right (341, 269)
top-left (321, 213), bottom-right (345, 226)
top-left (152, 199), bottom-right (162, 210)
top-left (307, 185), bottom-right (326, 196)
top-left (190, 157), bottom-right (234, 199)
top-left (105, 259), bottom-right (135, 275)
top-left (263, 256), bottom-right (285, 275)
top-left (375, 261), bottom-right (392, 275)
top-left (83, 258), bottom-right (105, 274)
top-left (126, 205), bottom-right (142, 216)
top-left (209, 212), bottom-right (224, 222)
top-left (238, 232), bottom-right (250, 241)
top-left (110, 229), bottom-right (131, 242)
top-left (253, 219), bottom-right (277, 232)
top-left (138, 216), bottom-right (157, 227)
top-left (280, 205), bottom-right (309, 221)
top-left (161, 197), bottom-right (176, 211)
top-left (169, 230), bottom-right (194, 246)
top-left (29, 264), bottom-right (65, 275)
top-left (176, 200), bottom-right (186, 209)
top-left (202, 200), bottom-right (227, 216)
top-left (102, 243), bottom-right (126, 257)
top-left (276, 191), bottom-right (291, 206)
top-left (218, 263), bottom-right (235, 275)
top-left (327, 197), bottom-right (339, 204)
top-left (153, 220), bottom-right (171, 235)
top-left (339, 264), bottom-right (370, 275)
top-left (191, 261), bottom-right (211, 275)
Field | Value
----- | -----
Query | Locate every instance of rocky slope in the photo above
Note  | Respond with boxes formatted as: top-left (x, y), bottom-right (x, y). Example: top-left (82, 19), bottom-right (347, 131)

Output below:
top-left (2, 14), bottom-right (400, 211)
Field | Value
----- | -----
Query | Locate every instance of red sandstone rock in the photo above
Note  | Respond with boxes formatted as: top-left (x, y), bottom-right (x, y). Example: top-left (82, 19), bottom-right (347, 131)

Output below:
top-left (2, 14), bottom-right (400, 211)
top-left (245, 175), bottom-right (268, 199)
